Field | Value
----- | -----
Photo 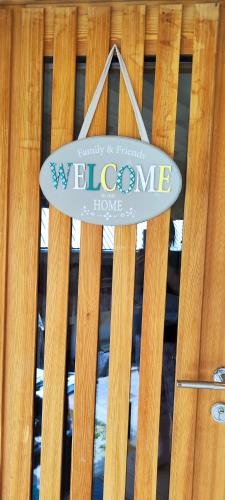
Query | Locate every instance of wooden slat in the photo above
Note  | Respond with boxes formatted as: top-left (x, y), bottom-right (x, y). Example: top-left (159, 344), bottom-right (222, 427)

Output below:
top-left (192, 5), bottom-right (225, 499)
top-left (134, 6), bottom-right (182, 500)
top-left (43, 4), bottom-right (194, 57)
top-left (0, 8), bottom-right (12, 479)
top-left (103, 6), bottom-right (145, 500)
top-left (169, 4), bottom-right (219, 500)
top-left (39, 8), bottom-right (76, 500)
top-left (1, 8), bottom-right (43, 499)
top-left (70, 7), bottom-right (110, 500)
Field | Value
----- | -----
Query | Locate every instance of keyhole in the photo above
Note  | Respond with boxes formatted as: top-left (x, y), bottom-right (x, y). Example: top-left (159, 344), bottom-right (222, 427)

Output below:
top-left (218, 407), bottom-right (225, 420)
top-left (211, 403), bottom-right (225, 423)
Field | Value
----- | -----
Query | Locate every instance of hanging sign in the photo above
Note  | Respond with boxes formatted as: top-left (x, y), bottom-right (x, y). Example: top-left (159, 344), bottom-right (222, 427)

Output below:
top-left (40, 136), bottom-right (181, 225)
top-left (40, 45), bottom-right (182, 226)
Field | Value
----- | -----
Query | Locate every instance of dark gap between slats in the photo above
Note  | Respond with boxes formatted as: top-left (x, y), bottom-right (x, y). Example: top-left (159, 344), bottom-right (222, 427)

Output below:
top-left (32, 57), bottom-right (53, 500)
top-left (124, 58), bottom-right (155, 500)
top-left (91, 62), bottom-right (119, 500)
top-left (60, 58), bottom-right (86, 500)
top-left (155, 57), bottom-right (192, 500)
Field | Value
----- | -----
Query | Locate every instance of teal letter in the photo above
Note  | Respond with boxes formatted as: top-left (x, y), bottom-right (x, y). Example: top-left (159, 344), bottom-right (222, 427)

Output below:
top-left (116, 165), bottom-right (135, 194)
top-left (49, 162), bottom-right (72, 189)
top-left (87, 164), bottom-right (101, 191)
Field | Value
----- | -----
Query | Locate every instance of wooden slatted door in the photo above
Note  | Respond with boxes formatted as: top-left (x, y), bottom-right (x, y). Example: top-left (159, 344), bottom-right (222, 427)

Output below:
top-left (1, 3), bottom-right (225, 500)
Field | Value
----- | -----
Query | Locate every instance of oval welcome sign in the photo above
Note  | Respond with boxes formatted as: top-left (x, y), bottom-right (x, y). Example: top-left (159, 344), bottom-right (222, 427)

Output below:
top-left (39, 136), bottom-right (182, 226)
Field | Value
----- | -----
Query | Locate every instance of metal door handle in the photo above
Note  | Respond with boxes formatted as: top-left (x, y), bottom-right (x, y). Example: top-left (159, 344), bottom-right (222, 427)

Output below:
top-left (177, 367), bottom-right (225, 391)
top-left (177, 380), bottom-right (225, 390)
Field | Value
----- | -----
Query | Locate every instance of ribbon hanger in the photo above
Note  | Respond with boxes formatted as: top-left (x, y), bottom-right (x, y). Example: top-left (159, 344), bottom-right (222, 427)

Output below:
top-left (78, 44), bottom-right (150, 144)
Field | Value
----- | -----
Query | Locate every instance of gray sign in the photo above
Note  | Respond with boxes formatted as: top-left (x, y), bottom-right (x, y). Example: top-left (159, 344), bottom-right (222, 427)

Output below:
top-left (39, 136), bottom-right (182, 225)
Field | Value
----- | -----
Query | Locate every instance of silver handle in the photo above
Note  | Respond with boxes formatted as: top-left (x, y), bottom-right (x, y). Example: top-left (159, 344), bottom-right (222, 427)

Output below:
top-left (177, 367), bottom-right (225, 391)
top-left (177, 380), bottom-right (225, 391)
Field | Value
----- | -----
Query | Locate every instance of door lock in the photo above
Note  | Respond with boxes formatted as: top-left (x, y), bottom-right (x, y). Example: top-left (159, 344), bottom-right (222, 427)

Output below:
top-left (211, 403), bottom-right (225, 423)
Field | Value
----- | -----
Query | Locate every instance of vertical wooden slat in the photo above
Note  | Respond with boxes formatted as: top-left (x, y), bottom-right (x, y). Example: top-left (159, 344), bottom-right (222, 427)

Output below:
top-left (169, 4), bottom-right (219, 500)
top-left (39, 8), bottom-right (76, 500)
top-left (1, 8), bottom-right (43, 499)
top-left (0, 8), bottom-right (12, 478)
top-left (70, 7), bottom-right (110, 500)
top-left (103, 6), bottom-right (145, 500)
top-left (192, 5), bottom-right (225, 500)
top-left (134, 6), bottom-right (182, 500)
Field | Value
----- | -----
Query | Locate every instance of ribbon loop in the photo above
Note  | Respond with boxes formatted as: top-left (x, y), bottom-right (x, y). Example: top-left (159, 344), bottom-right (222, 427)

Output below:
top-left (78, 45), bottom-right (149, 144)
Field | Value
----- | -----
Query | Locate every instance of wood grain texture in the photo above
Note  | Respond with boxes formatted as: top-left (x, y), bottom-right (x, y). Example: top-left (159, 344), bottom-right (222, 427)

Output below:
top-left (2, 0), bottom-right (222, 6)
top-left (0, 8), bottom-right (12, 481)
top-left (169, 4), bottom-right (219, 500)
top-left (134, 6), bottom-right (182, 500)
top-left (1, 8), bottom-right (43, 500)
top-left (43, 4), bottom-right (192, 56)
top-left (39, 8), bottom-right (77, 500)
top-left (70, 7), bottom-right (110, 500)
top-left (192, 5), bottom-right (225, 500)
top-left (103, 6), bottom-right (145, 500)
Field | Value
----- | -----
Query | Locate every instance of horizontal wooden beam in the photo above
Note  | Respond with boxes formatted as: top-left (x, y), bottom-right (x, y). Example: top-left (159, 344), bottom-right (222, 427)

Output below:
top-left (47, 4), bottom-right (194, 55)
top-left (2, 4), bottom-right (196, 54)
top-left (1, 0), bottom-right (223, 5)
